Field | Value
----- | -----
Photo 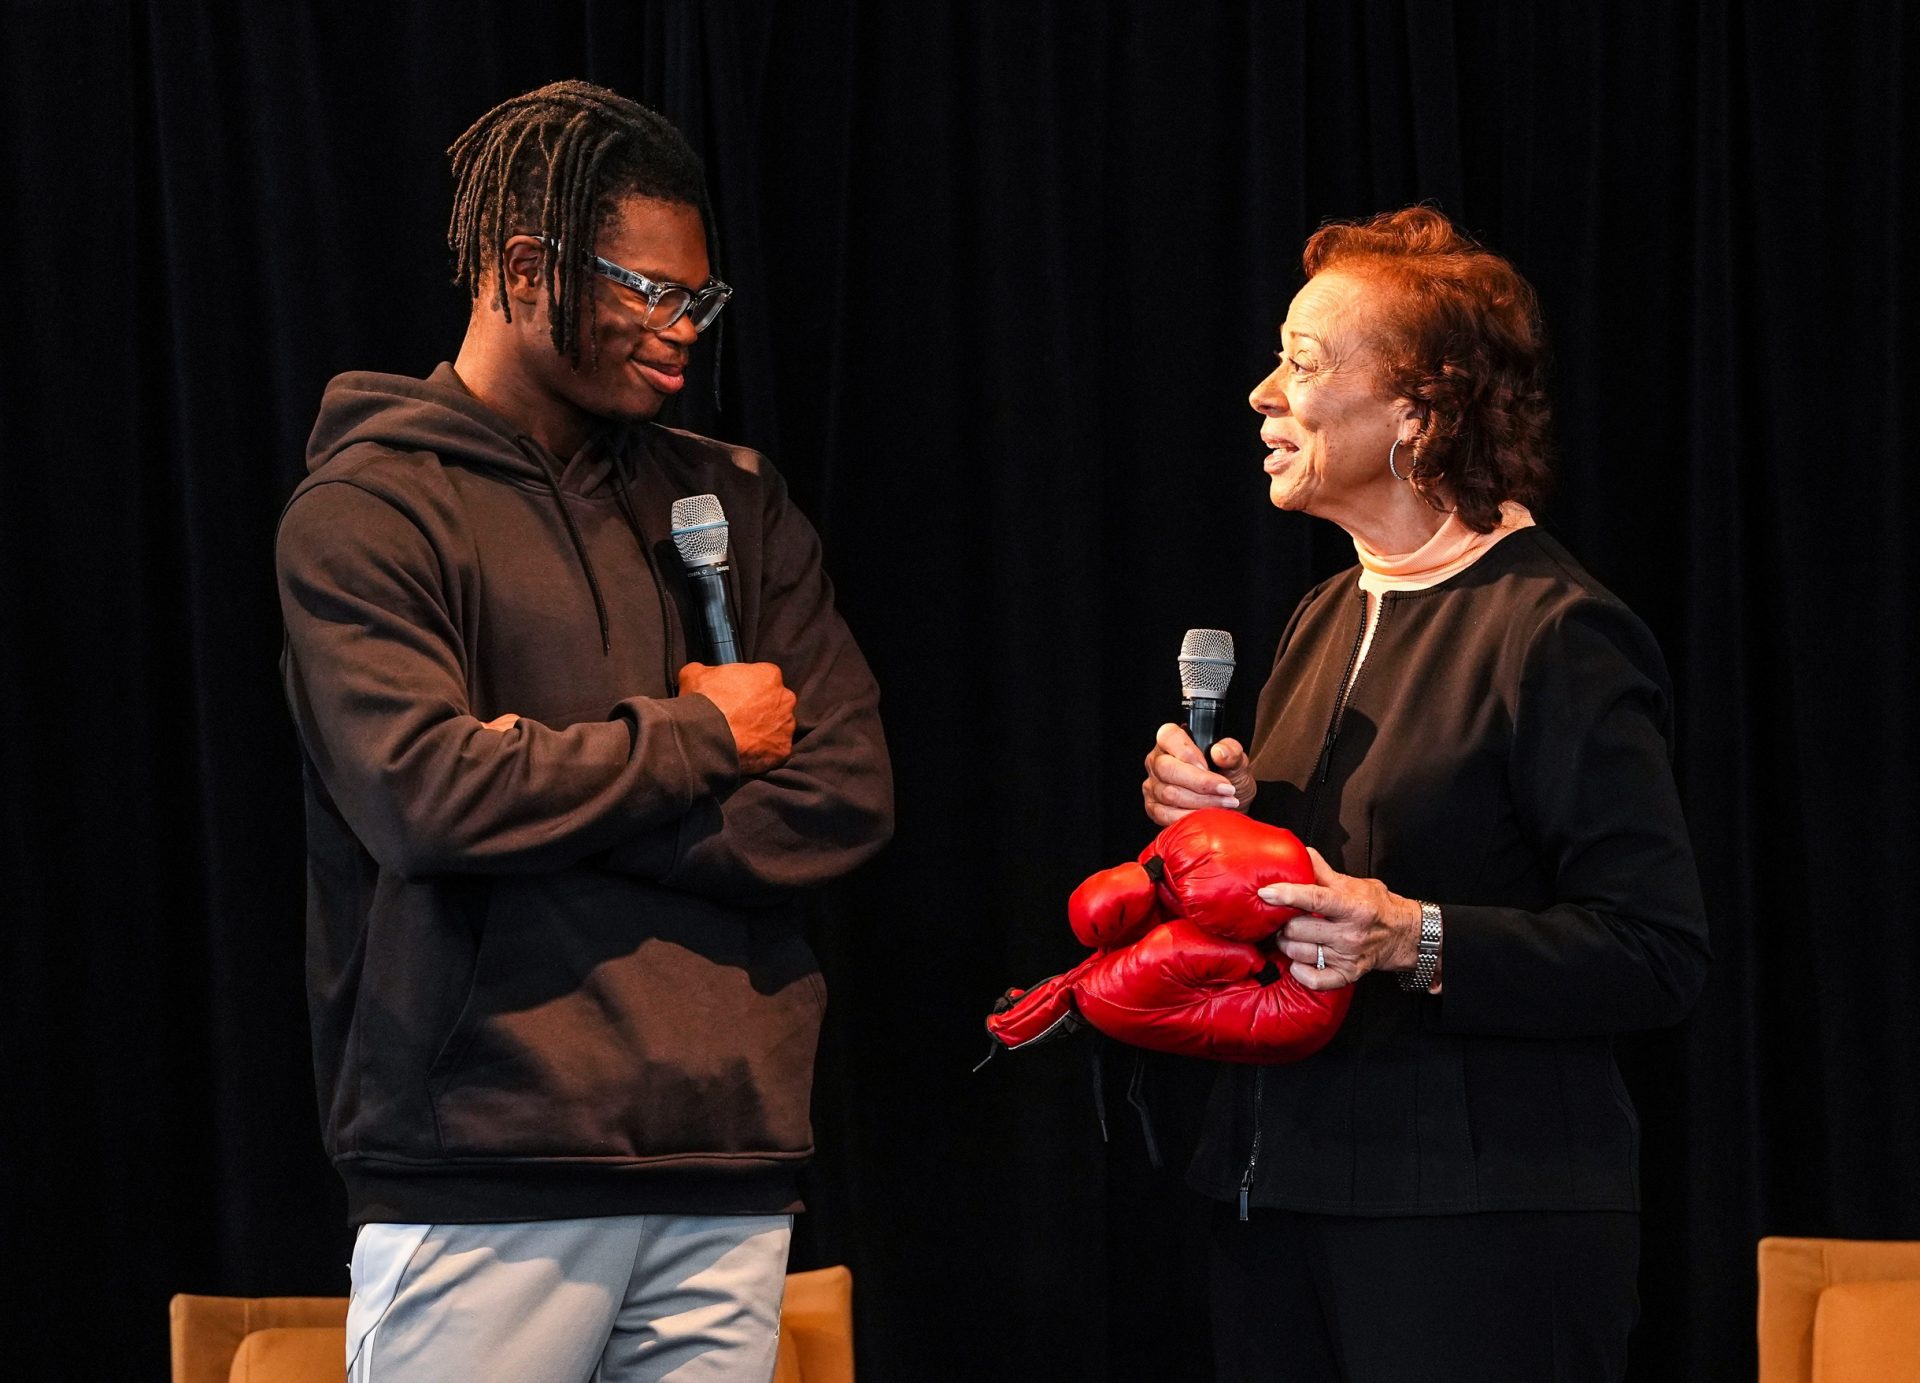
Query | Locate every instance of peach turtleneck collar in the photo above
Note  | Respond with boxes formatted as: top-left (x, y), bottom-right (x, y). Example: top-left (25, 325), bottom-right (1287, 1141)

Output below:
top-left (1353, 501), bottom-right (1536, 594)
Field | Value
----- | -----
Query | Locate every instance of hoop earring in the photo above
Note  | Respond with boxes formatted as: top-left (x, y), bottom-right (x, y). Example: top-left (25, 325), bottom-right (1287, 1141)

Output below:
top-left (1388, 437), bottom-right (1409, 481)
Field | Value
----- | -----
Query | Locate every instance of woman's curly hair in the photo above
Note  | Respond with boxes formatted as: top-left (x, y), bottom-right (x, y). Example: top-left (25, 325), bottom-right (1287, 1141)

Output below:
top-left (1303, 207), bottom-right (1552, 532)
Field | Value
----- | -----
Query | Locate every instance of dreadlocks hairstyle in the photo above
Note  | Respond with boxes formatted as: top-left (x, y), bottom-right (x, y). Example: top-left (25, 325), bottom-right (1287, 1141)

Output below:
top-left (447, 79), bottom-right (715, 367)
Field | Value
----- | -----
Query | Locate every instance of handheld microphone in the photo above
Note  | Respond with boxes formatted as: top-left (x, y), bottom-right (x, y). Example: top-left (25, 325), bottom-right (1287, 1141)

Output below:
top-left (669, 494), bottom-right (740, 664)
top-left (1178, 628), bottom-right (1235, 761)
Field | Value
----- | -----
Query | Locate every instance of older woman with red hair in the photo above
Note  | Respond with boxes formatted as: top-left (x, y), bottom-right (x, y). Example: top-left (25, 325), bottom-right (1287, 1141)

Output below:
top-left (1143, 208), bottom-right (1709, 1382)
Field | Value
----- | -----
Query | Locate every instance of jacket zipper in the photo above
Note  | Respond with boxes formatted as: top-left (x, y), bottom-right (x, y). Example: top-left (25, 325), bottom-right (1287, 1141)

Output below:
top-left (1314, 589), bottom-right (1378, 783)
top-left (1238, 1073), bottom-right (1265, 1220)
top-left (1242, 587), bottom-right (1379, 1220)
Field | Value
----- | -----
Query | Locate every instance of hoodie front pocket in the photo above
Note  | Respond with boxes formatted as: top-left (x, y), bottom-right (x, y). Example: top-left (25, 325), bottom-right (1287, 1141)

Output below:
top-left (427, 874), bottom-right (819, 1162)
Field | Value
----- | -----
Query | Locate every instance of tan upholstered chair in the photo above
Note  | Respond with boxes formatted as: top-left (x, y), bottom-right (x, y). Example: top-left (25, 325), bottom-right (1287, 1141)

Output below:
top-left (772, 1265), bottom-right (855, 1383)
top-left (172, 1264), bottom-right (856, 1383)
top-left (169, 1296), bottom-right (346, 1383)
top-left (1757, 1236), bottom-right (1920, 1383)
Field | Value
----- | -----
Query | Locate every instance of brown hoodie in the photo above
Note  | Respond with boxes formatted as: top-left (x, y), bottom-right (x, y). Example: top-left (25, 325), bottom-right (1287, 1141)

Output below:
top-left (277, 364), bottom-right (892, 1225)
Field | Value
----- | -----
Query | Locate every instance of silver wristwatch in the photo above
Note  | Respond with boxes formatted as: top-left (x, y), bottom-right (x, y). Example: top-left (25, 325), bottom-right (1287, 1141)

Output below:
top-left (1397, 900), bottom-right (1443, 992)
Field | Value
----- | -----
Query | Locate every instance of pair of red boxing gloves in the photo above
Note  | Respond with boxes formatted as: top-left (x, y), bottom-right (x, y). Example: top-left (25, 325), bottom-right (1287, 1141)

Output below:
top-left (985, 810), bottom-right (1351, 1064)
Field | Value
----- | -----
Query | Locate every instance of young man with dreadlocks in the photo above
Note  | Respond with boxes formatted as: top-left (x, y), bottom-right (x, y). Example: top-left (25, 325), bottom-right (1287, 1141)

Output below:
top-left (275, 81), bottom-right (892, 1381)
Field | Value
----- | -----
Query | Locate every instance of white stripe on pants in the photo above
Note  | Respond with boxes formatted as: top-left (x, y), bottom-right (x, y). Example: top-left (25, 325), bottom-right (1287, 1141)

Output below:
top-left (347, 1214), bottom-right (793, 1383)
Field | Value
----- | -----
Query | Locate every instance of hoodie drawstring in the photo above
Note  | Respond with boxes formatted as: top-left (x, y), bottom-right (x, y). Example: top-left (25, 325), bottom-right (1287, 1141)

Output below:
top-left (516, 435), bottom-right (612, 656)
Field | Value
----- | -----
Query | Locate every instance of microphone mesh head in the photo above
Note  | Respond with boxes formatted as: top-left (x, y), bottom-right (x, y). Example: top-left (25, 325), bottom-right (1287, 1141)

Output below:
top-left (670, 494), bottom-right (730, 567)
top-left (1178, 628), bottom-right (1236, 698)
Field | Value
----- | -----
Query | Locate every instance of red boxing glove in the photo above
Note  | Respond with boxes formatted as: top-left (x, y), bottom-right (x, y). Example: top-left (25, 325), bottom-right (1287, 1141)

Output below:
top-left (1068, 861), bottom-right (1163, 949)
top-left (1075, 919), bottom-right (1352, 1064)
top-left (983, 811), bottom-right (1342, 1068)
top-left (984, 952), bottom-right (1106, 1054)
top-left (1143, 809), bottom-right (1313, 944)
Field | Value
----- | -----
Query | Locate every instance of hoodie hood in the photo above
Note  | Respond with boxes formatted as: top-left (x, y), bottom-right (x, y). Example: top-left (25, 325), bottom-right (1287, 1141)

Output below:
top-left (306, 363), bottom-right (620, 496)
top-left (306, 363), bottom-right (649, 654)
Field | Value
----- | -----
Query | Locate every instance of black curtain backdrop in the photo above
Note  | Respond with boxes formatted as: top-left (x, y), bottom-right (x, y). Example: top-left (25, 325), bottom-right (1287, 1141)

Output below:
top-left (4, 2), bottom-right (1915, 1378)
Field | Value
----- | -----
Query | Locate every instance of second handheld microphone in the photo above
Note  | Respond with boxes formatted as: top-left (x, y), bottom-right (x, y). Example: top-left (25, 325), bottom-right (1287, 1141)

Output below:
top-left (1178, 628), bottom-right (1236, 761)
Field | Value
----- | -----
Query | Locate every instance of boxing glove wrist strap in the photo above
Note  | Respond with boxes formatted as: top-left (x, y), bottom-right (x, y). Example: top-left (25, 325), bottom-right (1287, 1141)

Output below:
top-left (1397, 901), bottom-right (1443, 992)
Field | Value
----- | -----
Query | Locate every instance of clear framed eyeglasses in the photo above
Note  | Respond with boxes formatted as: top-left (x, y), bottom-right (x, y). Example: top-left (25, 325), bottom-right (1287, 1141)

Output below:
top-left (545, 239), bottom-right (732, 333)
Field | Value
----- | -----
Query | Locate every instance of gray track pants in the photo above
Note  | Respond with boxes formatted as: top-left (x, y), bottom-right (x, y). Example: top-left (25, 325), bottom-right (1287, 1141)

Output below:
top-left (347, 1214), bottom-right (794, 1382)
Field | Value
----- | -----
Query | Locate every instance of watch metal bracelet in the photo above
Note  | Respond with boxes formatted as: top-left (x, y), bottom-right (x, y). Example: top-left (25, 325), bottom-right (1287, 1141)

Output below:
top-left (1397, 900), bottom-right (1443, 992)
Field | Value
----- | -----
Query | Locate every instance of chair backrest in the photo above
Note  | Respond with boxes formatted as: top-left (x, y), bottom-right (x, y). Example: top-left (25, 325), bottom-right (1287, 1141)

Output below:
top-left (169, 1297), bottom-right (347, 1383)
top-left (777, 1265), bottom-right (856, 1383)
top-left (1757, 1236), bottom-right (1920, 1383)
top-left (226, 1328), bottom-right (348, 1383)
top-left (172, 1264), bottom-right (855, 1383)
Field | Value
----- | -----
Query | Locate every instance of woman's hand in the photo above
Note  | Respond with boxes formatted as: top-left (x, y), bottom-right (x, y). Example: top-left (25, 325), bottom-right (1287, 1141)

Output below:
top-left (1142, 722), bottom-right (1258, 826)
top-left (1259, 848), bottom-right (1422, 990)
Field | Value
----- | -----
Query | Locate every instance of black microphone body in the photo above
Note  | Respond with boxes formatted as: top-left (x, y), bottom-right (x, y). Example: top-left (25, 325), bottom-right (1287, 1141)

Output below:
top-left (1184, 695), bottom-right (1224, 760)
top-left (685, 563), bottom-right (740, 664)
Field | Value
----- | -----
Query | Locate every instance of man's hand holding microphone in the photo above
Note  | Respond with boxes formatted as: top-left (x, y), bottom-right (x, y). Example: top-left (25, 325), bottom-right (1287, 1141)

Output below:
top-left (679, 661), bottom-right (795, 776)
top-left (669, 492), bottom-right (796, 777)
